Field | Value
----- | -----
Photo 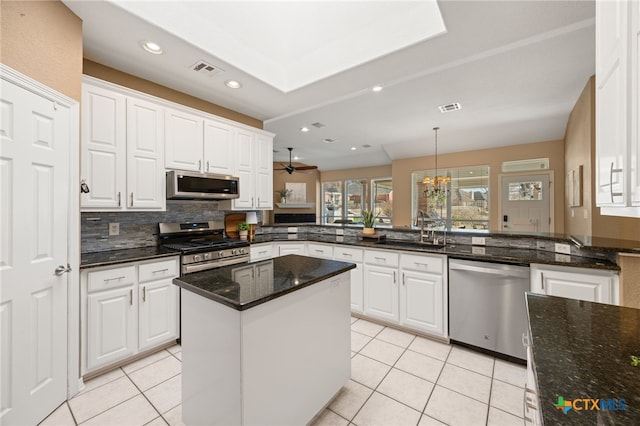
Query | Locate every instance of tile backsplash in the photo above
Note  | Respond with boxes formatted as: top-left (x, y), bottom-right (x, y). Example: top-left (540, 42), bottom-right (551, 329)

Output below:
top-left (81, 201), bottom-right (260, 253)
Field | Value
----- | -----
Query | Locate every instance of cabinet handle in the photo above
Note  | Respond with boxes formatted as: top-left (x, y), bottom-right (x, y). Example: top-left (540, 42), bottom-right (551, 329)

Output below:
top-left (206, 161), bottom-right (210, 171)
top-left (540, 272), bottom-right (544, 290)
top-left (259, 250), bottom-right (267, 254)
top-left (342, 253), bottom-right (352, 257)
top-left (375, 256), bottom-right (385, 262)
top-left (129, 289), bottom-right (133, 305)
top-left (252, 197), bottom-right (254, 207)
top-left (393, 271), bottom-right (397, 284)
top-left (104, 276), bottom-right (125, 282)
top-left (198, 160), bottom-right (202, 171)
top-left (609, 162), bottom-right (624, 203)
top-left (152, 268), bottom-right (169, 274)
top-left (522, 332), bottom-right (530, 348)
top-left (414, 262), bottom-right (428, 268)
top-left (130, 192), bottom-right (134, 207)
top-left (142, 286), bottom-right (146, 302)
top-left (117, 192), bottom-right (121, 207)
top-left (402, 272), bottom-right (405, 285)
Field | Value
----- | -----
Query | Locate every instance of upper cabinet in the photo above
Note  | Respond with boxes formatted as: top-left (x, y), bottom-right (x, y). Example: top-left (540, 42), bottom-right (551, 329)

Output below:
top-left (596, 0), bottom-right (640, 217)
top-left (81, 76), bottom-right (274, 212)
top-left (81, 82), bottom-right (165, 211)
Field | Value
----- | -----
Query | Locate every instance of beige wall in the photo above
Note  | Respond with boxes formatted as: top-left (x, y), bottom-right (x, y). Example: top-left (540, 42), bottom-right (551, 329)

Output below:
top-left (84, 60), bottom-right (263, 129)
top-left (270, 163), bottom-right (320, 224)
top-left (392, 140), bottom-right (566, 230)
top-left (321, 165), bottom-right (392, 182)
top-left (1, 0), bottom-right (83, 101)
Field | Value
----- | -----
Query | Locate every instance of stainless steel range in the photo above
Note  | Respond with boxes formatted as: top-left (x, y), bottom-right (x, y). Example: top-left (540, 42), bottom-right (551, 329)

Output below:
top-left (159, 221), bottom-right (250, 274)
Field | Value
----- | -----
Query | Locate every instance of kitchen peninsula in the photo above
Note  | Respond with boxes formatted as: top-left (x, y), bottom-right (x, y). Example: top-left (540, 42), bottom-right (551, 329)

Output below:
top-left (173, 254), bottom-right (356, 426)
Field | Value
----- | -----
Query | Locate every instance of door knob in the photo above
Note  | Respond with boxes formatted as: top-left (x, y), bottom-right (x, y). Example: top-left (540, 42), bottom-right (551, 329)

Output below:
top-left (54, 264), bottom-right (72, 276)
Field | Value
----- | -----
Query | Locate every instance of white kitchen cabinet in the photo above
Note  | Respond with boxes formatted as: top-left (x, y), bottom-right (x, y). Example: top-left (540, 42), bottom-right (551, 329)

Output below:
top-left (222, 130), bottom-right (273, 210)
top-left (250, 243), bottom-right (274, 262)
top-left (81, 256), bottom-right (180, 374)
top-left (307, 242), bottom-right (334, 259)
top-left (81, 79), bottom-right (165, 211)
top-left (596, 0), bottom-right (640, 216)
top-left (524, 341), bottom-right (542, 426)
top-left (203, 119), bottom-right (235, 175)
top-left (333, 246), bottom-right (364, 314)
top-left (399, 253), bottom-right (446, 336)
top-left (81, 83), bottom-right (126, 209)
top-left (530, 264), bottom-right (619, 305)
top-left (164, 107), bottom-right (204, 172)
top-left (363, 264), bottom-right (399, 323)
top-left (275, 242), bottom-right (306, 256)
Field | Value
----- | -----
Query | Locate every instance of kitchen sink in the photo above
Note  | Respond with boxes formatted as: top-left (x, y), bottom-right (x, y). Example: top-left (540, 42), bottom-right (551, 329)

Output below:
top-left (376, 239), bottom-right (445, 250)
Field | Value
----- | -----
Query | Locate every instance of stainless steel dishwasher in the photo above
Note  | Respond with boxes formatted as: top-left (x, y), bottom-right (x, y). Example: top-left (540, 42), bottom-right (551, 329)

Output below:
top-left (449, 259), bottom-right (529, 360)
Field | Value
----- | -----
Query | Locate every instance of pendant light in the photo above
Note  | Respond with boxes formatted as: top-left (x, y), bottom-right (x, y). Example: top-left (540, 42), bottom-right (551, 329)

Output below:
top-left (423, 127), bottom-right (451, 198)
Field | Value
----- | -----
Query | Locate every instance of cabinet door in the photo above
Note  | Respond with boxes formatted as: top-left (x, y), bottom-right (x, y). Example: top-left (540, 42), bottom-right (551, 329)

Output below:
top-left (81, 84), bottom-right (126, 209)
top-left (165, 108), bottom-right (203, 171)
top-left (87, 286), bottom-right (136, 371)
top-left (349, 263), bottom-right (364, 314)
top-left (126, 97), bottom-right (165, 210)
top-left (596, 0), bottom-right (628, 206)
top-left (632, 1), bottom-right (640, 206)
top-left (363, 265), bottom-right (399, 323)
top-left (400, 270), bottom-right (443, 336)
top-left (254, 134), bottom-right (273, 209)
top-left (233, 129), bottom-right (255, 209)
top-left (538, 269), bottom-right (613, 304)
top-left (138, 279), bottom-right (179, 350)
top-left (203, 119), bottom-right (235, 175)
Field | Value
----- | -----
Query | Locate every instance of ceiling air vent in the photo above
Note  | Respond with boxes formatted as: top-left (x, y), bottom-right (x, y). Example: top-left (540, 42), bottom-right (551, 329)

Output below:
top-left (361, 144), bottom-right (372, 148)
top-left (438, 102), bottom-right (462, 113)
top-left (191, 60), bottom-right (224, 76)
top-left (311, 122), bottom-right (326, 128)
top-left (322, 138), bottom-right (336, 144)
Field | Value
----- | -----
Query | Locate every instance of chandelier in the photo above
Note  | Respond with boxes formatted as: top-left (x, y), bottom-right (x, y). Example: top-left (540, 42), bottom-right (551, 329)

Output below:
top-left (423, 127), bottom-right (450, 199)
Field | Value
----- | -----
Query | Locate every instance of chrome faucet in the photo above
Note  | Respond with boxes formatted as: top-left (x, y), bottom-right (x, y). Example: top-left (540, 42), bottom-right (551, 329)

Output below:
top-left (418, 210), bottom-right (427, 243)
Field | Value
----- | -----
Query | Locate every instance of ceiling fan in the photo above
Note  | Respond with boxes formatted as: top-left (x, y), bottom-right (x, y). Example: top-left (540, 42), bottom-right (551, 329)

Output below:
top-left (276, 147), bottom-right (318, 174)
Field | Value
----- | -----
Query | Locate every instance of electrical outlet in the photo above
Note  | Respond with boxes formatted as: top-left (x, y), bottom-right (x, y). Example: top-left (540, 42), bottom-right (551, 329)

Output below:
top-left (335, 228), bottom-right (344, 236)
top-left (287, 227), bottom-right (298, 234)
top-left (108, 223), bottom-right (120, 236)
top-left (555, 243), bottom-right (571, 254)
top-left (471, 237), bottom-right (486, 246)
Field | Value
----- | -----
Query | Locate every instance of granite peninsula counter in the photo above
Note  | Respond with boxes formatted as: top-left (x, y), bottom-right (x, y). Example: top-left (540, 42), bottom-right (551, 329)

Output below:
top-left (526, 293), bottom-right (640, 425)
top-left (174, 254), bottom-right (356, 426)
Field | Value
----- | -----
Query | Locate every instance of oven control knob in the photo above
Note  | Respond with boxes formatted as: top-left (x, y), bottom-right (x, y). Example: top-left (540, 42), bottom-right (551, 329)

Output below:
top-left (203, 253), bottom-right (211, 260)
top-left (231, 249), bottom-right (237, 255)
top-left (239, 248), bottom-right (245, 254)
top-left (193, 254), bottom-right (202, 262)
top-left (218, 251), bottom-right (224, 258)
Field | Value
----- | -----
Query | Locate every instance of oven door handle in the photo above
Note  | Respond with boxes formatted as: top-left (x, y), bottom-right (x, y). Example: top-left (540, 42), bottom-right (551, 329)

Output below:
top-left (182, 256), bottom-right (250, 274)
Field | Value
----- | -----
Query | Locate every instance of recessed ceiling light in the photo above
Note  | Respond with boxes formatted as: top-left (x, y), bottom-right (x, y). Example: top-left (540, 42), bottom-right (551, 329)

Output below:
top-left (350, 147), bottom-right (357, 151)
top-left (140, 40), bottom-right (163, 55)
top-left (225, 80), bottom-right (242, 89)
top-left (372, 85), bottom-right (383, 92)
top-left (300, 127), bottom-right (309, 132)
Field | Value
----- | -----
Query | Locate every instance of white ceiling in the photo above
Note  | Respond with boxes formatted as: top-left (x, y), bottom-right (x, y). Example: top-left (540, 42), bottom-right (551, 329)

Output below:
top-left (63, 0), bottom-right (596, 172)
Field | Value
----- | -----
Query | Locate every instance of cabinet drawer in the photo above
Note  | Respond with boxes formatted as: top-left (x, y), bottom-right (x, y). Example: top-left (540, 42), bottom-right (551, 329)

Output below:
top-left (139, 258), bottom-right (178, 283)
top-left (364, 249), bottom-right (399, 267)
top-left (400, 253), bottom-right (444, 274)
top-left (307, 243), bottom-right (334, 259)
top-left (250, 243), bottom-right (273, 261)
top-left (87, 266), bottom-right (136, 292)
top-left (334, 246), bottom-right (364, 262)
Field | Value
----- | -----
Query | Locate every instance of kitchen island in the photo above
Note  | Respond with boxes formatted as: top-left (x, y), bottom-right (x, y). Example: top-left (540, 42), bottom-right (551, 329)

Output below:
top-left (173, 254), bottom-right (356, 426)
top-left (526, 293), bottom-right (640, 425)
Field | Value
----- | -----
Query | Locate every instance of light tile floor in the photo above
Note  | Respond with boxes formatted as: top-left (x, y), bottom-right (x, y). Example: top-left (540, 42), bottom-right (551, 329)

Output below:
top-left (40, 318), bottom-right (526, 426)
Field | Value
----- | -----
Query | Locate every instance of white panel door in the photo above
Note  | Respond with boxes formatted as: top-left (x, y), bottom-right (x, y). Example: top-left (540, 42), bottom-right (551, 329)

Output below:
top-left (203, 120), bottom-right (235, 175)
top-left (0, 79), bottom-right (69, 425)
top-left (254, 134), bottom-right (273, 209)
top-left (126, 97), bottom-right (165, 210)
top-left (138, 279), bottom-right (178, 351)
top-left (81, 84), bottom-right (126, 209)
top-left (400, 270), bottom-right (443, 335)
top-left (164, 108), bottom-right (203, 171)
top-left (500, 173), bottom-right (551, 232)
top-left (596, 0), bottom-right (628, 206)
top-left (363, 265), bottom-right (399, 322)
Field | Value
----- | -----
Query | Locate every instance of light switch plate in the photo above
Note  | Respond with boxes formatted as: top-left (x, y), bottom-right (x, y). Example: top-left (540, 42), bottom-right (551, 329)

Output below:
top-left (108, 223), bottom-right (120, 236)
top-left (471, 237), bottom-right (486, 246)
top-left (555, 243), bottom-right (571, 254)
top-left (335, 228), bottom-right (344, 236)
top-left (287, 227), bottom-right (298, 234)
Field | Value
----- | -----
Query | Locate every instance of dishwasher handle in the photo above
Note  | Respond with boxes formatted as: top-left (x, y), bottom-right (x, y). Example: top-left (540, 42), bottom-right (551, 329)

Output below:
top-left (449, 261), bottom-right (529, 279)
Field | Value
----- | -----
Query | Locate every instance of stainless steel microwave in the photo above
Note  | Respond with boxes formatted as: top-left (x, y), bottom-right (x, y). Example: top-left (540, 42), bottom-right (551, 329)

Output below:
top-left (166, 170), bottom-right (240, 200)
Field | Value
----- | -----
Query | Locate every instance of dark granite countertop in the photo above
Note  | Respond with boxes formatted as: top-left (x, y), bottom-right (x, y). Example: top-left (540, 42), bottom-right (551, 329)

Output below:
top-left (252, 235), bottom-right (620, 271)
top-left (173, 254), bottom-right (356, 311)
top-left (526, 293), bottom-right (640, 425)
top-left (80, 246), bottom-right (179, 269)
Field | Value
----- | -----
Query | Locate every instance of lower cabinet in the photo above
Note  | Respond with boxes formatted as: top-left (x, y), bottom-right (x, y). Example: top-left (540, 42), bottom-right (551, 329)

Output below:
top-left (333, 246), bottom-right (364, 313)
top-left (363, 264), bottom-right (399, 322)
top-left (400, 270), bottom-right (444, 336)
top-left (530, 263), bottom-right (619, 305)
top-left (82, 256), bottom-right (179, 374)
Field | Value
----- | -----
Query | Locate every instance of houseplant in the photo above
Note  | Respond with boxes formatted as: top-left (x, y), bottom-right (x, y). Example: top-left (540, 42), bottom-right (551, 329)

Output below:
top-left (276, 188), bottom-right (292, 204)
top-left (362, 210), bottom-right (376, 235)
top-left (237, 222), bottom-right (250, 240)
